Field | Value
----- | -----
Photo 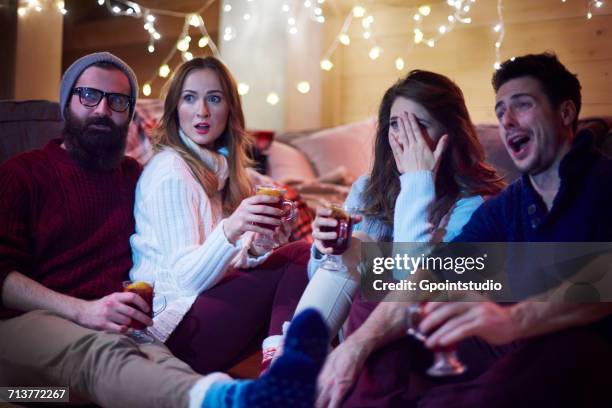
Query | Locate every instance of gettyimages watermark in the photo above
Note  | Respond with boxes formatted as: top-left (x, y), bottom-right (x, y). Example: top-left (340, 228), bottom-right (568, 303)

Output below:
top-left (359, 242), bottom-right (612, 303)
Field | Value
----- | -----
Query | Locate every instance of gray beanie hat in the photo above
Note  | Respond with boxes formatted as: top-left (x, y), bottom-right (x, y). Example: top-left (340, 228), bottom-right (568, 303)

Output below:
top-left (59, 51), bottom-right (139, 121)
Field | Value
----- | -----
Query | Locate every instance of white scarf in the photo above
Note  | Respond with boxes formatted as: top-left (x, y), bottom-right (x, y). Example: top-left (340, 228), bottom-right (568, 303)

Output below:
top-left (178, 128), bottom-right (229, 191)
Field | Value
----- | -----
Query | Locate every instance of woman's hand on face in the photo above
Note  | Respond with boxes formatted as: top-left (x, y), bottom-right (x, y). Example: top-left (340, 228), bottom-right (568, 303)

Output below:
top-left (389, 111), bottom-right (448, 174)
top-left (223, 194), bottom-right (282, 244)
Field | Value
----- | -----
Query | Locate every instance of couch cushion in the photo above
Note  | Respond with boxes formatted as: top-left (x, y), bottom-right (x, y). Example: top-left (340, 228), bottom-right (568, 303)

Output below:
top-left (290, 118), bottom-right (377, 180)
top-left (0, 100), bottom-right (63, 164)
top-left (475, 124), bottom-right (521, 183)
top-left (266, 140), bottom-right (317, 182)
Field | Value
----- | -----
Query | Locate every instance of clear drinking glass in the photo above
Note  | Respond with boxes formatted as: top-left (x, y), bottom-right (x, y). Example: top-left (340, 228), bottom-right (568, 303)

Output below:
top-left (122, 280), bottom-right (166, 344)
top-left (319, 204), bottom-right (355, 273)
top-left (253, 184), bottom-right (297, 250)
top-left (406, 302), bottom-right (467, 377)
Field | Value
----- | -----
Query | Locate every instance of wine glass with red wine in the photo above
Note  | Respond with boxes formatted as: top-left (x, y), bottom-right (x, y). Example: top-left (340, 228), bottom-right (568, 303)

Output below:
top-left (406, 302), bottom-right (467, 377)
top-left (319, 204), bottom-right (355, 273)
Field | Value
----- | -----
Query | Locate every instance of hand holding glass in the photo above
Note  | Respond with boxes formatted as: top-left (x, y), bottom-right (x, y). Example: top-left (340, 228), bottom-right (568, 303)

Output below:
top-left (253, 185), bottom-right (297, 250)
top-left (122, 280), bottom-right (166, 344)
top-left (319, 204), bottom-right (355, 273)
top-left (406, 302), bottom-right (467, 376)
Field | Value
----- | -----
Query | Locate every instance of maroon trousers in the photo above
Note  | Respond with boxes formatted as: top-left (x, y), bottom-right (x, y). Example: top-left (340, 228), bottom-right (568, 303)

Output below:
top-left (343, 295), bottom-right (612, 408)
top-left (165, 240), bottom-right (310, 374)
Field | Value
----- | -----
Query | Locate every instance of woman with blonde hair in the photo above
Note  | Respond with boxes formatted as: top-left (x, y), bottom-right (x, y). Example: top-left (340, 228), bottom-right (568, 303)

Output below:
top-left (129, 56), bottom-right (310, 374)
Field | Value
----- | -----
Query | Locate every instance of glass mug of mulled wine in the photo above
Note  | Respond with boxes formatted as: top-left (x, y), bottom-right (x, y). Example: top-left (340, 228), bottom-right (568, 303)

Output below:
top-left (406, 302), bottom-right (467, 377)
top-left (122, 280), bottom-right (166, 344)
top-left (319, 204), bottom-right (356, 273)
top-left (253, 185), bottom-right (297, 250)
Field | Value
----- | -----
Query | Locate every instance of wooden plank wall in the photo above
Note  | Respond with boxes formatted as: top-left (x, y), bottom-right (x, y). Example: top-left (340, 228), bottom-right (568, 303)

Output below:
top-left (321, 0), bottom-right (612, 126)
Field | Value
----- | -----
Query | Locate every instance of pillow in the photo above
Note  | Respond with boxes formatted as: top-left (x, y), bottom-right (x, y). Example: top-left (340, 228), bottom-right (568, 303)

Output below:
top-left (475, 124), bottom-right (520, 183)
top-left (266, 140), bottom-right (317, 182)
top-left (291, 118), bottom-right (377, 179)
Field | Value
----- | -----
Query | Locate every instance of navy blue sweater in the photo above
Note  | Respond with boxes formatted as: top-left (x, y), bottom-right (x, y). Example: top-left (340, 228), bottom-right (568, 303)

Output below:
top-left (454, 130), bottom-right (612, 243)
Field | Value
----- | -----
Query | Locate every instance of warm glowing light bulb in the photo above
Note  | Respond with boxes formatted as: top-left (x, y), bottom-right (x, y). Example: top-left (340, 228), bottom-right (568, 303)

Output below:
top-left (199, 36), bottom-right (209, 48)
top-left (395, 57), bottom-right (405, 71)
top-left (418, 5), bottom-right (431, 16)
top-left (493, 23), bottom-right (502, 32)
top-left (183, 52), bottom-right (194, 61)
top-left (369, 46), bottom-right (381, 60)
top-left (438, 25), bottom-right (447, 33)
top-left (266, 93), bottom-right (280, 105)
top-left (238, 83), bottom-right (250, 96)
top-left (494, 62), bottom-right (501, 70)
top-left (297, 81), bottom-right (311, 94)
top-left (413, 29), bottom-right (424, 43)
top-left (143, 84), bottom-right (152, 96)
top-left (339, 33), bottom-right (350, 45)
top-left (224, 4), bottom-right (232, 12)
top-left (426, 39), bottom-right (435, 47)
top-left (159, 64), bottom-right (170, 78)
top-left (320, 59), bottom-right (333, 71)
top-left (177, 39), bottom-right (189, 52)
top-left (353, 6), bottom-right (366, 18)
top-left (148, 45), bottom-right (155, 53)
top-left (188, 14), bottom-right (200, 26)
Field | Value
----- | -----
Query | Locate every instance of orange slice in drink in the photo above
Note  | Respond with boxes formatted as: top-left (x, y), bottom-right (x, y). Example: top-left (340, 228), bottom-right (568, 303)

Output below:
top-left (256, 186), bottom-right (283, 197)
top-left (126, 281), bottom-right (152, 292)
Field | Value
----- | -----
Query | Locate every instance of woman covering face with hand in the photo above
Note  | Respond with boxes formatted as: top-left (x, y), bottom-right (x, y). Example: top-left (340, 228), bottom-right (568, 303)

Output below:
top-left (292, 70), bottom-right (506, 407)
top-left (129, 57), bottom-right (310, 374)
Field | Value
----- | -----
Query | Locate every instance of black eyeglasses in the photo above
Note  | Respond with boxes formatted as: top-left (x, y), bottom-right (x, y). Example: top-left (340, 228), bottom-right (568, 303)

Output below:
top-left (71, 87), bottom-right (133, 113)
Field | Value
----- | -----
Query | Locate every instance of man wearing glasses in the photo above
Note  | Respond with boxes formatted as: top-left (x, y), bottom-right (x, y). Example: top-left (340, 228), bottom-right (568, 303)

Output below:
top-left (0, 52), bottom-right (329, 408)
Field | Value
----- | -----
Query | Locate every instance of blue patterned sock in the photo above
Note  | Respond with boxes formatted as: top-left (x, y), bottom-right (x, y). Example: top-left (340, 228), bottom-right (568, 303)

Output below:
top-left (202, 309), bottom-right (329, 408)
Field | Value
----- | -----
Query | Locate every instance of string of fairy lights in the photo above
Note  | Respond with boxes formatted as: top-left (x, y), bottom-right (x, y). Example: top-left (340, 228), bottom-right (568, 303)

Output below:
top-left (16, 0), bottom-right (608, 100)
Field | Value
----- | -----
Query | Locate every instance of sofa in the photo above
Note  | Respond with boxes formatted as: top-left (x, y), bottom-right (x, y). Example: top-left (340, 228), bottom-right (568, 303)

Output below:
top-left (267, 115), bottom-right (612, 209)
top-left (2, 98), bottom-right (611, 194)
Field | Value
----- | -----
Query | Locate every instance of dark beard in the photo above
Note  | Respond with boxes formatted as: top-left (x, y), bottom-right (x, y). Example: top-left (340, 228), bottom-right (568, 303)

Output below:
top-left (63, 110), bottom-right (129, 172)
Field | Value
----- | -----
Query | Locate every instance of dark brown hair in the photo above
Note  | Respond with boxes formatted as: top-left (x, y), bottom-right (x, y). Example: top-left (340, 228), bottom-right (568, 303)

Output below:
top-left (492, 52), bottom-right (582, 131)
top-left (363, 70), bottom-right (505, 228)
top-left (154, 57), bottom-right (252, 215)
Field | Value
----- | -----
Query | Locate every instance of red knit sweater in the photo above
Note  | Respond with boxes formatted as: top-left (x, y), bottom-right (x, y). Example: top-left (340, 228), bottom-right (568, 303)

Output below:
top-left (0, 139), bottom-right (141, 319)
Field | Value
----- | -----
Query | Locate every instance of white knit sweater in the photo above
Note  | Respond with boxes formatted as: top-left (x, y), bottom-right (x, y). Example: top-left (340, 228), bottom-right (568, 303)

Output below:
top-left (129, 141), bottom-right (269, 342)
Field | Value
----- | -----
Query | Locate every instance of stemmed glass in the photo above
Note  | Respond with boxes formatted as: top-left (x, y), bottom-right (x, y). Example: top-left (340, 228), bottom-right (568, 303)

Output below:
top-left (122, 280), bottom-right (166, 344)
top-left (319, 204), bottom-right (355, 273)
top-left (406, 302), bottom-right (466, 376)
top-left (253, 184), bottom-right (297, 250)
